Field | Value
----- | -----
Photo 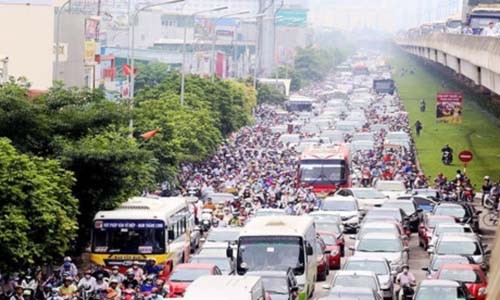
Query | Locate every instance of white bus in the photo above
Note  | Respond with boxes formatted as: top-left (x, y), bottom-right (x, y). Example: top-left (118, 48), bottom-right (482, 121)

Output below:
top-left (90, 196), bottom-right (193, 273)
top-left (230, 216), bottom-right (317, 300)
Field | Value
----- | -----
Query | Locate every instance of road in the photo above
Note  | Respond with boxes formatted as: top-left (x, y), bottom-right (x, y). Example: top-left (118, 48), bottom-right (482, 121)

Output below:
top-left (312, 202), bottom-right (496, 299)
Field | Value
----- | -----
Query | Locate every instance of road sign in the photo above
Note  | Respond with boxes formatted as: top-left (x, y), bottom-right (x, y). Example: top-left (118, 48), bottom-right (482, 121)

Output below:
top-left (458, 150), bottom-right (473, 163)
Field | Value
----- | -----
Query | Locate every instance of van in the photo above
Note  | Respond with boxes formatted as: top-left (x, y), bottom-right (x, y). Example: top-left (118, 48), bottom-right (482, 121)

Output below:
top-left (183, 275), bottom-right (267, 300)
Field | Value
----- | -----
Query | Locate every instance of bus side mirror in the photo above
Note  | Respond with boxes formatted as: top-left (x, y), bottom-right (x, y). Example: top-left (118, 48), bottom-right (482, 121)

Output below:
top-left (226, 247), bottom-right (233, 259)
top-left (167, 229), bottom-right (175, 241)
top-left (306, 243), bottom-right (313, 256)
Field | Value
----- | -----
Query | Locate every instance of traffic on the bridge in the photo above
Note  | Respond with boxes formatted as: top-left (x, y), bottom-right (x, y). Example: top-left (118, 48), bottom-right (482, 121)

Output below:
top-left (2, 1), bottom-right (500, 300)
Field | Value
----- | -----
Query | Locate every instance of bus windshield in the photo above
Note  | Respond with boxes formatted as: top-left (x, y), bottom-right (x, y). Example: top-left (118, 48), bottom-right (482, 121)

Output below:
top-left (470, 16), bottom-right (500, 28)
top-left (92, 220), bottom-right (165, 254)
top-left (300, 160), bottom-right (346, 185)
top-left (237, 236), bottom-right (305, 275)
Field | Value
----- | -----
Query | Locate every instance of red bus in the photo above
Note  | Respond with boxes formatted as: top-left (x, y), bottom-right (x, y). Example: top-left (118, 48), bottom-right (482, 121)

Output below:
top-left (297, 145), bottom-right (351, 194)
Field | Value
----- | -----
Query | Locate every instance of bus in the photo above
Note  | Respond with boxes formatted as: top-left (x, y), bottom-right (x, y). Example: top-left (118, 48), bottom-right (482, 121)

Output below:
top-left (230, 216), bottom-right (317, 300)
top-left (297, 144), bottom-right (351, 194)
top-left (90, 196), bottom-right (192, 274)
top-left (419, 23), bottom-right (434, 35)
top-left (467, 4), bottom-right (500, 35)
top-left (373, 78), bottom-right (395, 95)
top-left (285, 95), bottom-right (315, 112)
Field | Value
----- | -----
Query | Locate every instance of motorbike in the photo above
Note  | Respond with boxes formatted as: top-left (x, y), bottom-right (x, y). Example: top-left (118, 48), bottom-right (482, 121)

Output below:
top-left (441, 151), bottom-right (452, 165)
top-left (462, 186), bottom-right (475, 202)
top-left (200, 209), bottom-right (213, 232)
top-left (484, 193), bottom-right (497, 210)
top-left (400, 283), bottom-right (415, 300)
top-left (361, 174), bottom-right (371, 187)
top-left (79, 285), bottom-right (94, 300)
top-left (122, 288), bottom-right (137, 300)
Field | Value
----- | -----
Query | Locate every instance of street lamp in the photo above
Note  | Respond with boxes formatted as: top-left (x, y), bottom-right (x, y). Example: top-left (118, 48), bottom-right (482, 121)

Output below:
top-left (128, 0), bottom-right (185, 135)
top-left (54, 0), bottom-right (72, 82)
top-left (180, 6), bottom-right (228, 105)
top-left (210, 11), bottom-right (250, 83)
top-left (230, 14), bottom-right (265, 79)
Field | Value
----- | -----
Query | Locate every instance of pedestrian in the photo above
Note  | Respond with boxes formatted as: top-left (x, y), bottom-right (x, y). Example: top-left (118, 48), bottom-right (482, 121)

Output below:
top-left (419, 99), bottom-right (426, 112)
top-left (414, 120), bottom-right (423, 136)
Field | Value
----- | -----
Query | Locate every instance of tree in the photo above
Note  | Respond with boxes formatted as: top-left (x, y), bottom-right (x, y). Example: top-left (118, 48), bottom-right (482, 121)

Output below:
top-left (56, 130), bottom-right (158, 245)
top-left (0, 138), bottom-right (78, 271)
top-left (134, 62), bottom-right (172, 91)
top-left (257, 84), bottom-right (287, 105)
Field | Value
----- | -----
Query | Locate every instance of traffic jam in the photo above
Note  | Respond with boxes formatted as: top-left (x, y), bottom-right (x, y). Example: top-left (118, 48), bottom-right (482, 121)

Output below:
top-left (88, 51), bottom-right (492, 300)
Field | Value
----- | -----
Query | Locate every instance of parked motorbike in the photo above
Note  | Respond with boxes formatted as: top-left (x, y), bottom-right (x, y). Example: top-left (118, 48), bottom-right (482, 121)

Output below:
top-left (441, 151), bottom-right (452, 165)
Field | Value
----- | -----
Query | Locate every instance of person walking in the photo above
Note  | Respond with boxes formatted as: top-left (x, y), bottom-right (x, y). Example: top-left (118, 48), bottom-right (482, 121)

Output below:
top-left (419, 99), bottom-right (426, 112)
top-left (415, 120), bottom-right (423, 136)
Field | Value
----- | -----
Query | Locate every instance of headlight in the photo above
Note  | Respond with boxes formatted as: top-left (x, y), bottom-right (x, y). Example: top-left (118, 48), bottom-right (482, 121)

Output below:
top-left (330, 248), bottom-right (339, 256)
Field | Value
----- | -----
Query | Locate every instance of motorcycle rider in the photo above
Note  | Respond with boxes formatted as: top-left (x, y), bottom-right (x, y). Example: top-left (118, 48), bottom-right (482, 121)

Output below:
top-left (108, 267), bottom-right (125, 285)
top-left (58, 277), bottom-right (77, 300)
top-left (203, 198), bottom-right (216, 211)
top-left (121, 272), bottom-right (138, 290)
top-left (126, 261), bottom-right (144, 283)
top-left (144, 259), bottom-right (162, 277)
top-left (396, 265), bottom-right (416, 300)
top-left (59, 258), bottom-right (77, 279)
top-left (441, 144), bottom-right (453, 164)
top-left (482, 176), bottom-right (493, 206)
top-left (9, 286), bottom-right (24, 300)
top-left (228, 212), bottom-right (242, 227)
top-left (77, 270), bottom-right (96, 299)
top-left (94, 274), bottom-right (108, 292)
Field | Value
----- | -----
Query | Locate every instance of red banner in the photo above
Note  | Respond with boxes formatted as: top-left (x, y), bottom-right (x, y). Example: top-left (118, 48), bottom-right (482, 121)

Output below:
top-left (436, 92), bottom-right (463, 123)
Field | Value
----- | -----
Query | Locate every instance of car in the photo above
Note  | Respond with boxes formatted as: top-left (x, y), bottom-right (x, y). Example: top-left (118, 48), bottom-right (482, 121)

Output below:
top-left (166, 263), bottom-right (221, 298)
top-left (432, 203), bottom-right (481, 232)
top-left (427, 223), bottom-right (473, 251)
top-left (253, 208), bottom-right (286, 218)
top-left (317, 230), bottom-right (341, 270)
top-left (370, 124), bottom-right (390, 133)
top-left (350, 140), bottom-right (375, 153)
top-left (350, 232), bottom-right (409, 273)
top-left (314, 220), bottom-right (345, 256)
top-left (352, 132), bottom-right (375, 142)
top-left (319, 286), bottom-right (382, 300)
top-left (279, 134), bottom-right (301, 146)
top-left (320, 130), bottom-right (345, 144)
top-left (418, 215), bottom-right (456, 249)
top-left (331, 270), bottom-right (383, 299)
top-left (355, 221), bottom-right (409, 246)
top-left (414, 279), bottom-right (473, 300)
top-left (412, 188), bottom-right (443, 202)
top-left (374, 180), bottom-right (407, 199)
top-left (197, 242), bottom-right (229, 258)
top-left (384, 131), bottom-right (410, 143)
top-left (205, 227), bottom-right (240, 244)
top-left (246, 269), bottom-right (299, 300)
top-left (397, 195), bottom-right (438, 212)
top-left (321, 196), bottom-right (362, 232)
top-left (382, 199), bottom-right (422, 232)
top-left (343, 257), bottom-right (395, 300)
top-left (430, 234), bottom-right (490, 269)
top-left (336, 188), bottom-right (388, 210)
top-left (435, 264), bottom-right (488, 300)
top-left (364, 207), bottom-right (409, 231)
top-left (334, 121), bottom-right (358, 135)
top-left (422, 255), bottom-right (474, 278)
top-left (188, 255), bottom-right (233, 275)
top-left (315, 237), bottom-right (330, 281)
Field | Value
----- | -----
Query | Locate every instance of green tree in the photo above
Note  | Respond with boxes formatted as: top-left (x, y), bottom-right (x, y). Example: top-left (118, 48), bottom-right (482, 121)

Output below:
top-left (56, 130), bottom-right (158, 244)
top-left (257, 83), bottom-right (287, 105)
top-left (0, 138), bottom-right (78, 271)
top-left (134, 62), bottom-right (172, 91)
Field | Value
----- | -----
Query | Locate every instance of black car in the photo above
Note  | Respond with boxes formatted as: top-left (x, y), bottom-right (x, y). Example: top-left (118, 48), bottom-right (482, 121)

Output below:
top-left (432, 203), bottom-right (480, 232)
top-left (382, 199), bottom-right (423, 232)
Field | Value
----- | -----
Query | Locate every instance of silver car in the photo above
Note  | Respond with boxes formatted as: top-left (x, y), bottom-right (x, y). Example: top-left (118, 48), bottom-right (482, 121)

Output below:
top-left (331, 270), bottom-right (383, 299)
top-left (430, 234), bottom-right (490, 269)
top-left (343, 257), bottom-right (395, 299)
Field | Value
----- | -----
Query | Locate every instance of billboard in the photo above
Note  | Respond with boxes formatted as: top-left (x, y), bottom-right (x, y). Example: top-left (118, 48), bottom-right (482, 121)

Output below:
top-left (436, 92), bottom-right (463, 123)
top-left (0, 0), bottom-right (53, 4)
top-left (276, 9), bottom-right (308, 27)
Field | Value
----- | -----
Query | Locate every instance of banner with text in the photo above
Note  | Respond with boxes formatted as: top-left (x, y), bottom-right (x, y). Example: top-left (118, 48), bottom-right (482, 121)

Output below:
top-left (436, 92), bottom-right (463, 124)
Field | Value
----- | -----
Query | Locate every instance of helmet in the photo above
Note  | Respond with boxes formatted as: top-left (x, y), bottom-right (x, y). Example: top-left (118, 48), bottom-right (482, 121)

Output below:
top-left (64, 256), bottom-right (72, 262)
top-left (484, 176), bottom-right (490, 180)
top-left (64, 277), bottom-right (73, 282)
top-left (63, 262), bottom-right (71, 268)
top-left (112, 266), bottom-right (120, 270)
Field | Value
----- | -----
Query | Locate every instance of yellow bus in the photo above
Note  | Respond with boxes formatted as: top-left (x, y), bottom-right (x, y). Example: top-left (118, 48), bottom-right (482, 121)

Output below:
top-left (90, 196), bottom-right (192, 273)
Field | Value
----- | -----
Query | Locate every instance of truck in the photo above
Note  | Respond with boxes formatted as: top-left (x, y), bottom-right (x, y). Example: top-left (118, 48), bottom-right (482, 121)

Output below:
top-left (466, 4), bottom-right (500, 35)
top-left (373, 78), bottom-right (395, 95)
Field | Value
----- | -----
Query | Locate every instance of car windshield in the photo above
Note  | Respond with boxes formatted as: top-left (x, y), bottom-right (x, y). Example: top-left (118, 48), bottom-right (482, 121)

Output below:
top-left (415, 286), bottom-right (465, 300)
top-left (237, 236), bottom-right (305, 275)
top-left (376, 181), bottom-right (405, 192)
top-left (470, 17), bottom-right (499, 28)
top-left (207, 230), bottom-right (239, 242)
top-left (300, 162), bottom-right (346, 184)
top-left (357, 238), bottom-right (402, 252)
top-left (198, 247), bottom-right (225, 257)
top-left (315, 222), bottom-right (342, 235)
top-left (439, 269), bottom-right (482, 283)
top-left (344, 261), bottom-right (389, 275)
top-left (431, 257), bottom-right (470, 271)
top-left (383, 202), bottom-right (415, 215)
top-left (169, 268), bottom-right (211, 282)
top-left (189, 257), bottom-right (231, 272)
top-left (311, 214), bottom-right (341, 224)
top-left (353, 189), bottom-right (386, 199)
top-left (437, 241), bottom-right (481, 255)
top-left (366, 210), bottom-right (401, 222)
top-left (436, 226), bottom-right (465, 236)
top-left (386, 132), bottom-right (408, 140)
top-left (434, 206), bottom-right (466, 218)
top-left (261, 276), bottom-right (289, 295)
top-left (323, 201), bottom-right (357, 211)
top-left (333, 275), bottom-right (377, 290)
top-left (318, 234), bottom-right (337, 246)
top-left (359, 227), bottom-right (398, 238)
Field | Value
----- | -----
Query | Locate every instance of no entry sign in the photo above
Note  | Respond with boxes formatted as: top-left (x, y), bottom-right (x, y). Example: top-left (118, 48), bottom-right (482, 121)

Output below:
top-left (458, 150), bottom-right (473, 163)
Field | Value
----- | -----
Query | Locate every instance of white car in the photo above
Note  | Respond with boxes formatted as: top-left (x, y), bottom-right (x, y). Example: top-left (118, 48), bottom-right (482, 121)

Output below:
top-left (336, 188), bottom-right (388, 210)
top-left (321, 196), bottom-right (362, 232)
top-left (331, 270), bottom-right (383, 300)
top-left (375, 180), bottom-right (407, 199)
top-left (427, 223), bottom-right (473, 250)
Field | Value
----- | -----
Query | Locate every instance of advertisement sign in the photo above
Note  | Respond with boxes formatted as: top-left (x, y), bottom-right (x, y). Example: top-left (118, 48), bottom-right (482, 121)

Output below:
top-left (94, 220), bottom-right (164, 229)
top-left (53, 42), bottom-right (68, 62)
top-left (436, 92), bottom-right (463, 123)
top-left (216, 29), bottom-right (234, 37)
top-left (84, 40), bottom-right (96, 64)
top-left (276, 9), bottom-right (308, 27)
top-left (85, 18), bottom-right (99, 40)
